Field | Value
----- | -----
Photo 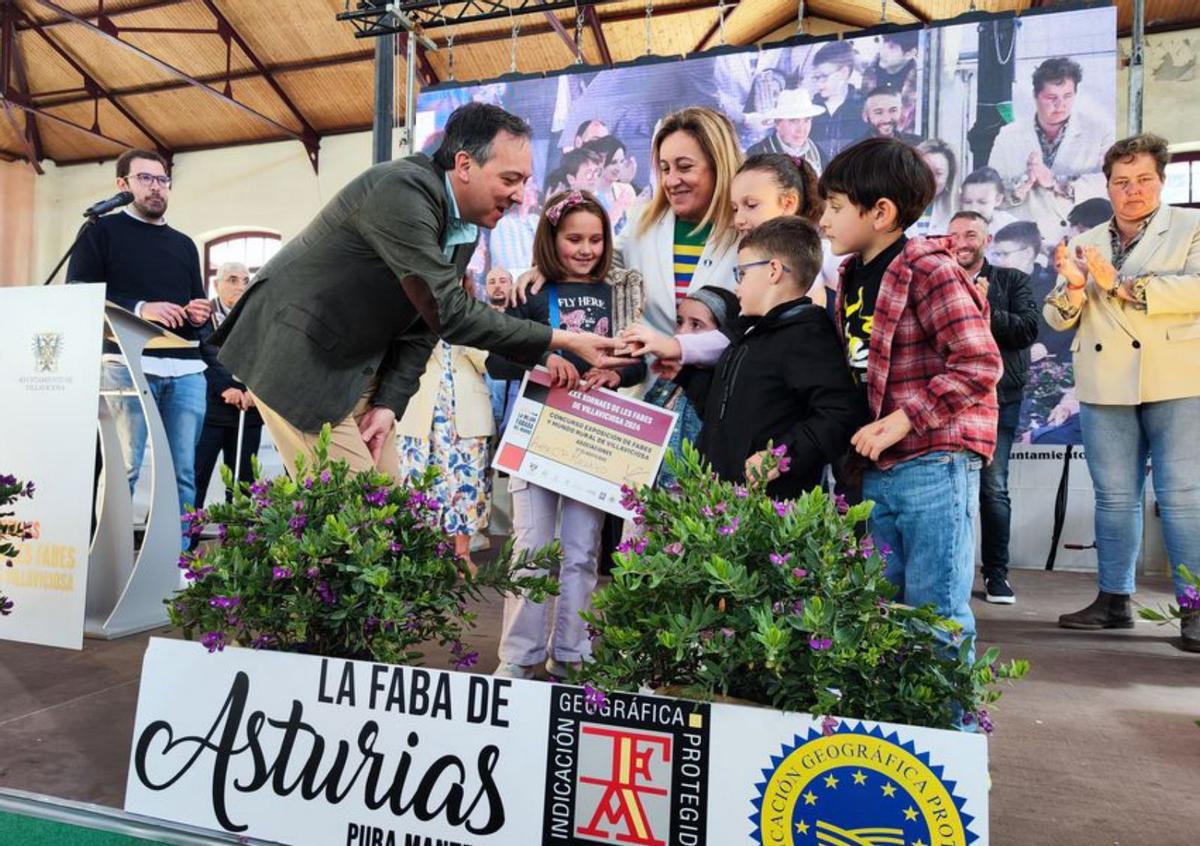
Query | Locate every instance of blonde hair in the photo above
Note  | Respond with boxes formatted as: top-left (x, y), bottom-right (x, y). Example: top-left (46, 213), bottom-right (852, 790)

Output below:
top-left (638, 107), bottom-right (742, 248)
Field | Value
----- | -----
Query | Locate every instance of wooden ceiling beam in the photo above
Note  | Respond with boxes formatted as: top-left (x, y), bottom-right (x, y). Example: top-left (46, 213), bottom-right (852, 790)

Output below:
top-left (15, 0), bottom-right (188, 31)
top-left (35, 50), bottom-right (377, 108)
top-left (30, 0), bottom-right (315, 168)
top-left (199, 0), bottom-right (320, 169)
top-left (2, 1), bottom-right (45, 173)
top-left (17, 7), bottom-right (172, 160)
top-left (891, 1), bottom-right (929, 24)
top-left (2, 92), bottom-right (134, 151)
top-left (584, 4), bottom-right (611, 66)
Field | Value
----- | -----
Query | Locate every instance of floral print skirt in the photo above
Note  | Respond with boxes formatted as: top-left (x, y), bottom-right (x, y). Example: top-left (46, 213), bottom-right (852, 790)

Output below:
top-left (398, 345), bottom-right (492, 537)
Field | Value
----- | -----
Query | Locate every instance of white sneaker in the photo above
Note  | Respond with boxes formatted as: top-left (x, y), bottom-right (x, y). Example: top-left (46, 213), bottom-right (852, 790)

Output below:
top-left (545, 658), bottom-right (581, 680)
top-left (493, 662), bottom-right (537, 680)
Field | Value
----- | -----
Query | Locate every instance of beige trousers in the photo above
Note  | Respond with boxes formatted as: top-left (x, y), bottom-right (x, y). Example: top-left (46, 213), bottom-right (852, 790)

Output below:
top-left (253, 389), bottom-right (400, 481)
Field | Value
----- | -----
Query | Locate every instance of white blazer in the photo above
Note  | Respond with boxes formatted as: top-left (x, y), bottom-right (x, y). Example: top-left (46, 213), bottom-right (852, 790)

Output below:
top-left (615, 203), bottom-right (739, 336)
top-left (1043, 204), bottom-right (1200, 406)
top-left (990, 112), bottom-right (1112, 245)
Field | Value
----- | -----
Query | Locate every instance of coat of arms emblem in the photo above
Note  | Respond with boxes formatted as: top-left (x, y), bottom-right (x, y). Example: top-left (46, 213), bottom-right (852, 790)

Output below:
top-left (32, 332), bottom-right (64, 373)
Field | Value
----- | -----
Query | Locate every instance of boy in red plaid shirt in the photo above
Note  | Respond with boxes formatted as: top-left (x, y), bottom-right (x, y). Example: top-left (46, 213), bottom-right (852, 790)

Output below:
top-left (818, 138), bottom-right (1002, 659)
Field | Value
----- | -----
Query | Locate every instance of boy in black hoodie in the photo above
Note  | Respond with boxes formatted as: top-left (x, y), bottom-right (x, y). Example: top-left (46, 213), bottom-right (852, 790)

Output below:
top-left (696, 216), bottom-right (866, 499)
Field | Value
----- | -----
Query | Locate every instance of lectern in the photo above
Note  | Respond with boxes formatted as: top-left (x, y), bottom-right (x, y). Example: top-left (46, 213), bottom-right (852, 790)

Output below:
top-left (86, 302), bottom-right (196, 639)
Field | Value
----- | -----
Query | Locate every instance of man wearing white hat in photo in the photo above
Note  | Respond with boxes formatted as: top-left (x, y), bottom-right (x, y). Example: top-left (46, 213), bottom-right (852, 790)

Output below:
top-left (745, 88), bottom-right (826, 173)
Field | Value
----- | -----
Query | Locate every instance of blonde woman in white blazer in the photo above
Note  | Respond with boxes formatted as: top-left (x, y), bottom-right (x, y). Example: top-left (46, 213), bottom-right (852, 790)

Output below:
top-left (397, 340), bottom-right (495, 567)
top-left (511, 107), bottom-right (742, 377)
top-left (1043, 135), bottom-right (1200, 652)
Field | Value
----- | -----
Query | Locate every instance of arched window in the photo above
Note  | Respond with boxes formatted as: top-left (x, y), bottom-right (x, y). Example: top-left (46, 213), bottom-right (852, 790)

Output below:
top-left (204, 231), bottom-right (282, 297)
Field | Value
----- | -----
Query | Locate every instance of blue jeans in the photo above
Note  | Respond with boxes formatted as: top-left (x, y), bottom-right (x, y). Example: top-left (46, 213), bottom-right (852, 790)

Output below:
top-left (1080, 398), bottom-right (1200, 598)
top-left (864, 451), bottom-right (981, 659)
top-left (979, 399), bottom-right (1021, 575)
top-left (101, 361), bottom-right (207, 517)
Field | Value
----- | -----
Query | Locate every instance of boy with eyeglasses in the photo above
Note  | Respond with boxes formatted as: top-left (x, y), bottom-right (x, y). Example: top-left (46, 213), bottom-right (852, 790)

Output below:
top-left (68, 149), bottom-right (211, 544)
top-left (693, 216), bottom-right (865, 499)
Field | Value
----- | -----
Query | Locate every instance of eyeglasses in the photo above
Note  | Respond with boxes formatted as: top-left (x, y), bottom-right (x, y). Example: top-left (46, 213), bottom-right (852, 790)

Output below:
top-left (733, 259), bottom-right (789, 282)
top-left (127, 172), bottom-right (172, 188)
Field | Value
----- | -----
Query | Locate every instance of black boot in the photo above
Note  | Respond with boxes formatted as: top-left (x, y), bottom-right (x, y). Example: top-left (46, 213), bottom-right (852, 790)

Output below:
top-left (1058, 591), bottom-right (1134, 630)
top-left (1181, 610), bottom-right (1200, 653)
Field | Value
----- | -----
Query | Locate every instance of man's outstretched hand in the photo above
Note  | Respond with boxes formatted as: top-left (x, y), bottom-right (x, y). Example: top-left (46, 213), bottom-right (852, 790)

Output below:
top-left (550, 330), bottom-right (640, 370)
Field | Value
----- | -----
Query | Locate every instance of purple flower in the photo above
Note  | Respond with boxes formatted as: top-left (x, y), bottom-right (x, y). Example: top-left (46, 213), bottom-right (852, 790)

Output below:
top-left (0, 597), bottom-right (14, 616)
top-left (293, 499), bottom-right (305, 513)
top-left (721, 627), bottom-right (735, 639)
top-left (772, 601), bottom-right (783, 614)
top-left (833, 493), bottom-right (849, 515)
top-left (288, 515), bottom-right (307, 537)
top-left (618, 485), bottom-right (641, 512)
top-left (771, 444), bottom-right (788, 458)
top-left (772, 500), bottom-right (791, 518)
top-left (183, 564), bottom-right (214, 582)
top-left (701, 505), bottom-right (714, 518)
top-left (769, 551), bottom-right (791, 567)
top-left (963, 709), bottom-right (994, 734)
top-left (245, 530), bottom-right (258, 544)
top-left (792, 599), bottom-right (805, 615)
top-left (778, 457), bottom-right (792, 474)
top-left (23, 481), bottom-right (35, 498)
top-left (792, 567), bottom-right (808, 580)
top-left (320, 469), bottom-right (333, 484)
top-left (364, 616), bottom-right (380, 635)
top-left (450, 642), bottom-right (479, 670)
top-left (302, 476), bottom-right (314, 490)
top-left (1179, 586), bottom-right (1200, 611)
top-left (586, 623), bottom-right (602, 643)
top-left (714, 502), bottom-right (727, 514)
top-left (364, 487), bottom-right (389, 507)
top-left (199, 630), bottom-right (226, 653)
top-left (249, 480), bottom-right (270, 496)
top-left (305, 566), bottom-right (320, 579)
top-left (809, 636), bottom-right (832, 651)
top-left (250, 634), bottom-right (276, 650)
top-left (389, 542), bottom-right (404, 554)
top-left (616, 537), bottom-right (648, 555)
top-left (820, 715), bottom-right (839, 737)
top-left (583, 683), bottom-right (607, 710)
top-left (216, 524), bottom-right (228, 541)
top-left (315, 580), bottom-right (336, 605)
top-left (272, 566), bottom-right (292, 581)
top-left (663, 542), bottom-right (684, 556)
top-left (717, 518), bottom-right (740, 537)
top-left (208, 595), bottom-right (240, 610)
top-left (733, 485), bottom-right (749, 499)
top-left (0, 474), bottom-right (15, 487)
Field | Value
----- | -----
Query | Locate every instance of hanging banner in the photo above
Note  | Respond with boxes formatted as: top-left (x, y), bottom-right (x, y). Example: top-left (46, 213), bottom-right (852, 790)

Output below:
top-left (416, 5), bottom-right (1118, 446)
top-left (126, 638), bottom-right (989, 846)
top-left (0, 284), bottom-right (105, 650)
top-left (493, 367), bottom-right (677, 518)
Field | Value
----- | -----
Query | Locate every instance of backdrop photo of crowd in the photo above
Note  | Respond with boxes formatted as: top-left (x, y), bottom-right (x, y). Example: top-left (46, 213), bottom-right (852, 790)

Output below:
top-left (415, 7), bottom-right (1114, 445)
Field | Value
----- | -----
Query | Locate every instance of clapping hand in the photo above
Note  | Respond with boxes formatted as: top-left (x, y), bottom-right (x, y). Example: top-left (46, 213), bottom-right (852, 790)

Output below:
top-left (1054, 240), bottom-right (1088, 290)
top-left (1082, 246), bottom-right (1118, 293)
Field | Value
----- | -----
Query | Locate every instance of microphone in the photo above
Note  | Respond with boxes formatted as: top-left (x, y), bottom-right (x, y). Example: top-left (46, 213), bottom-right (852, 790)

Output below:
top-left (83, 191), bottom-right (134, 218)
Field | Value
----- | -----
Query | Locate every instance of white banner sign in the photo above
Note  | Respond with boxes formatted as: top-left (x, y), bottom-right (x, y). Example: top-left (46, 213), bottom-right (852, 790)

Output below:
top-left (0, 284), bottom-right (104, 650)
top-left (126, 638), bottom-right (989, 846)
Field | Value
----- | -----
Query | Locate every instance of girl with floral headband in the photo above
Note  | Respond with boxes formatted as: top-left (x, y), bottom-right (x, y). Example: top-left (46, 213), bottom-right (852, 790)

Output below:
top-left (486, 190), bottom-right (645, 681)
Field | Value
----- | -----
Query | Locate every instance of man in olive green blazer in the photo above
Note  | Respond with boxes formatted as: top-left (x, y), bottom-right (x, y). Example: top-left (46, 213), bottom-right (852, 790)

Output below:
top-left (215, 104), bottom-right (610, 477)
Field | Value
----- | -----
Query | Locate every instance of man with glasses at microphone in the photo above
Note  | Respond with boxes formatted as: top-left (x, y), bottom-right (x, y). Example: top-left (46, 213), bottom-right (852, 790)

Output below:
top-left (68, 149), bottom-right (211, 540)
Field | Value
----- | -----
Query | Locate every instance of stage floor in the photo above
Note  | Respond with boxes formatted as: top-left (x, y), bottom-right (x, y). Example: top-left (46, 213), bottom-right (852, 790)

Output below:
top-left (0, 566), bottom-right (1196, 845)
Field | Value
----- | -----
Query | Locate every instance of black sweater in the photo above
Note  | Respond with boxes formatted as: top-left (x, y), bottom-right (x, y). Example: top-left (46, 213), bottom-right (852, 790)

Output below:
top-left (486, 280), bottom-right (646, 387)
top-left (66, 211), bottom-right (206, 359)
top-left (695, 298), bottom-right (867, 500)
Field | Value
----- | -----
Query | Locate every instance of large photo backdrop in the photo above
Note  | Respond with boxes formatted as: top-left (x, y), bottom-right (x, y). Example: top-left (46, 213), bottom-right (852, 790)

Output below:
top-left (416, 5), bottom-right (1117, 447)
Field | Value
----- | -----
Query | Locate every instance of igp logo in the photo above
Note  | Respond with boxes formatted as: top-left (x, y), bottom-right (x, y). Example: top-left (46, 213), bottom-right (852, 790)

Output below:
top-left (751, 723), bottom-right (977, 846)
top-left (544, 686), bottom-right (710, 846)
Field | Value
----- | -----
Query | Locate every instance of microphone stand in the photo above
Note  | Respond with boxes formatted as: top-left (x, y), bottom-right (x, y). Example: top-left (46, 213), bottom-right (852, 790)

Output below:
top-left (43, 214), bottom-right (99, 285)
